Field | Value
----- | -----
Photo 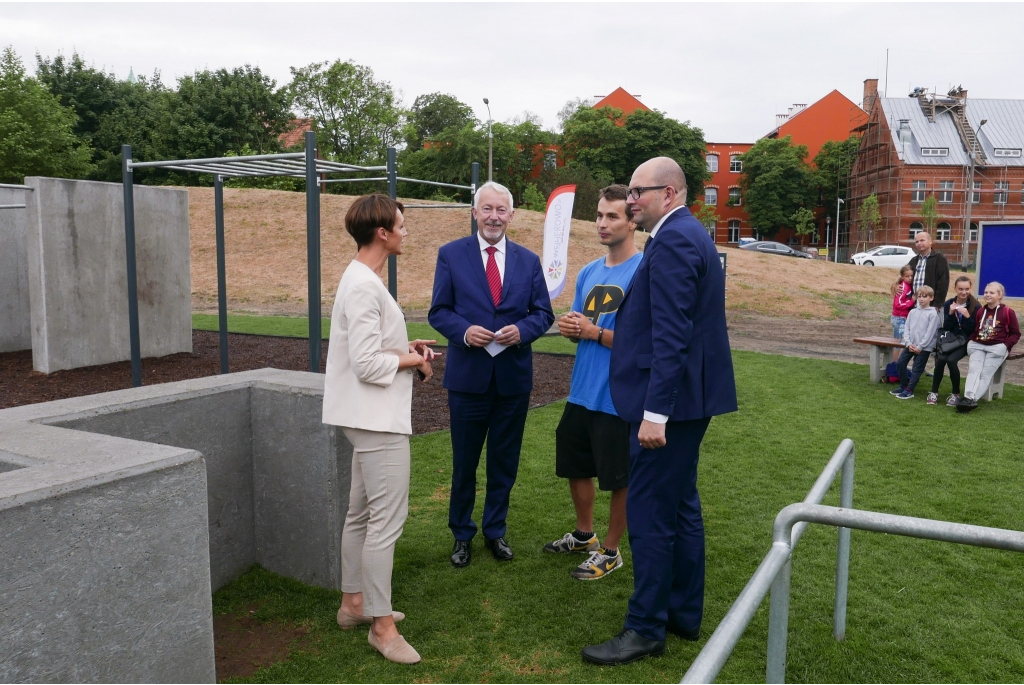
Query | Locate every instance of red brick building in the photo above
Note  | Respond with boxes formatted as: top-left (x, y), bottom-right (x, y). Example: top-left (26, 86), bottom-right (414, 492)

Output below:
top-left (700, 142), bottom-right (753, 244)
top-left (847, 80), bottom-right (1024, 263)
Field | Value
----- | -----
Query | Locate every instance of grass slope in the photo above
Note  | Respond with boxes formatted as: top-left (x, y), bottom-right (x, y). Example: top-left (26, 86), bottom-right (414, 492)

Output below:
top-left (213, 351), bottom-right (1024, 683)
top-left (192, 313), bottom-right (577, 355)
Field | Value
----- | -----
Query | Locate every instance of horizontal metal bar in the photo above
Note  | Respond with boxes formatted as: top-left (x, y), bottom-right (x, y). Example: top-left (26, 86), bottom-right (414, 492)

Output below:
top-left (0, 204), bottom-right (26, 209)
top-left (318, 177), bottom-right (388, 184)
top-left (317, 160), bottom-right (387, 173)
top-left (396, 176), bottom-right (472, 190)
top-left (683, 545), bottom-right (792, 683)
top-left (402, 203), bottom-right (472, 209)
top-left (159, 164), bottom-right (270, 178)
top-left (0, 183), bottom-right (33, 190)
top-left (129, 151), bottom-right (304, 169)
top-left (774, 503), bottom-right (1024, 553)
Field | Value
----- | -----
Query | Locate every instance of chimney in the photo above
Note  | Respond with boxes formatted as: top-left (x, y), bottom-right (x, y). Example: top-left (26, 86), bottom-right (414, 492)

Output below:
top-left (863, 78), bottom-right (879, 112)
top-left (776, 113), bottom-right (789, 127)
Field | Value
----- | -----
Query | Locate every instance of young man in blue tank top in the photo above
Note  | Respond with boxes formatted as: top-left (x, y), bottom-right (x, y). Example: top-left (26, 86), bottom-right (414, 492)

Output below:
top-left (544, 185), bottom-right (642, 580)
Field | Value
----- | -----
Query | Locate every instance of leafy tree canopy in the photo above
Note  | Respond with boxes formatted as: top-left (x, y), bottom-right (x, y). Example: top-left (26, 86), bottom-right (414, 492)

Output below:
top-left (560, 106), bottom-right (628, 181)
top-left (403, 92), bottom-right (474, 150)
top-left (35, 51), bottom-right (120, 146)
top-left (0, 46), bottom-right (93, 183)
top-left (813, 134), bottom-right (860, 212)
top-left (738, 136), bottom-right (816, 239)
top-left (289, 59), bottom-right (401, 166)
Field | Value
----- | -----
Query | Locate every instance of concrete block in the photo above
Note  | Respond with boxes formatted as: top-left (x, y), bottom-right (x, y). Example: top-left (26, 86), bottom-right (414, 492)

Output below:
top-left (0, 185), bottom-right (32, 353)
top-left (24, 177), bottom-right (192, 373)
top-left (0, 370), bottom-right (347, 683)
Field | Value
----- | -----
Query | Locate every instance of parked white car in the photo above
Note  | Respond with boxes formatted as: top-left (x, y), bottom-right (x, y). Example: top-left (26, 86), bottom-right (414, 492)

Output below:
top-left (850, 245), bottom-right (914, 267)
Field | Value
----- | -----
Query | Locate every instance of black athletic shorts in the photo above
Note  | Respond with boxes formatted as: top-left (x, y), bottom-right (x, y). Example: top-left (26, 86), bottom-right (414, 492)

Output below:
top-left (555, 402), bottom-right (630, 491)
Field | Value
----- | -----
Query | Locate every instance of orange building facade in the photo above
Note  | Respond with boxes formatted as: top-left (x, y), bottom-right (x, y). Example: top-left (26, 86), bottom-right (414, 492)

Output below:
top-left (700, 143), bottom-right (753, 244)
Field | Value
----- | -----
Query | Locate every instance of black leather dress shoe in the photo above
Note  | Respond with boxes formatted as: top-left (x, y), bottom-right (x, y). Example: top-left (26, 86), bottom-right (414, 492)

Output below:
top-left (485, 536), bottom-right (514, 561)
top-left (581, 629), bottom-right (665, 666)
top-left (666, 623), bottom-right (700, 641)
top-left (451, 540), bottom-right (471, 567)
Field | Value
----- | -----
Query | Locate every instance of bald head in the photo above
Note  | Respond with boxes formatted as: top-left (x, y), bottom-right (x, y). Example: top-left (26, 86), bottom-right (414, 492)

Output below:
top-left (914, 231), bottom-right (933, 255)
top-left (626, 157), bottom-right (688, 230)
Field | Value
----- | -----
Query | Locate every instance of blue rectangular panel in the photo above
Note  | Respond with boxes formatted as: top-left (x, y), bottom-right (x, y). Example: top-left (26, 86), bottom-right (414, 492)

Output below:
top-left (978, 223), bottom-right (1024, 299)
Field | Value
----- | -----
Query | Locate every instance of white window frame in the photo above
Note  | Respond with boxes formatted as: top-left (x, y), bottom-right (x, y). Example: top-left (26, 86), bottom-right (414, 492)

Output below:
top-left (706, 154), bottom-right (719, 173)
top-left (969, 223), bottom-right (978, 242)
top-left (921, 148), bottom-right (949, 157)
top-left (994, 149), bottom-right (1022, 158)
top-left (728, 187), bottom-right (742, 206)
top-left (704, 187), bottom-right (718, 206)
top-left (729, 155), bottom-right (743, 173)
top-left (971, 181), bottom-right (981, 204)
top-left (909, 221), bottom-right (924, 240)
top-left (936, 222), bottom-right (951, 241)
top-left (911, 180), bottom-right (926, 203)
top-left (938, 180), bottom-right (954, 204)
top-left (727, 220), bottom-right (741, 243)
top-left (995, 181), bottom-right (1009, 204)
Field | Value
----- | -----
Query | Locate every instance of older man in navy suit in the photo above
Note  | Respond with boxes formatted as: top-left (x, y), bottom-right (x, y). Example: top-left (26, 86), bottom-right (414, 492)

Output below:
top-left (582, 158), bottom-right (737, 665)
top-left (429, 181), bottom-right (554, 568)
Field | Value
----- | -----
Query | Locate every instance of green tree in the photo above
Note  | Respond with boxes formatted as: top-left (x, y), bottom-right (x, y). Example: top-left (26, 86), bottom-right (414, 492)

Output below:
top-left (791, 206), bottom-right (817, 236)
top-left (160, 65), bottom-right (291, 163)
top-left (621, 109), bottom-right (710, 203)
top-left (403, 92), bottom-right (474, 150)
top-left (813, 135), bottom-right (860, 213)
top-left (691, 199), bottom-right (720, 234)
top-left (536, 162), bottom-right (613, 221)
top-left (560, 106), bottom-right (629, 181)
top-left (920, 195), bottom-right (941, 231)
top-left (858, 194), bottom-right (882, 241)
top-left (521, 183), bottom-right (546, 212)
top-left (739, 136), bottom-right (816, 239)
top-left (289, 59), bottom-right (402, 166)
top-left (35, 51), bottom-right (119, 149)
top-left (0, 46), bottom-right (93, 183)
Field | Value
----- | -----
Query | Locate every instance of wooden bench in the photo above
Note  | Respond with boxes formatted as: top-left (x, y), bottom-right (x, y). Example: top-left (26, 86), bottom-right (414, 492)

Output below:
top-left (854, 336), bottom-right (904, 383)
top-left (854, 335), bottom-right (1022, 400)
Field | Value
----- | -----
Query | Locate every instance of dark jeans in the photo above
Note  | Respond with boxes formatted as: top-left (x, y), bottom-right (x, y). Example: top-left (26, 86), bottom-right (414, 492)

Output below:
top-left (931, 345), bottom-right (968, 394)
top-left (897, 347), bottom-right (931, 391)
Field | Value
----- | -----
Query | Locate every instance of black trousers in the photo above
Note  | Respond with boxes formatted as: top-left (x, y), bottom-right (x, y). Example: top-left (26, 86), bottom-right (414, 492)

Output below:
top-left (931, 345), bottom-right (968, 394)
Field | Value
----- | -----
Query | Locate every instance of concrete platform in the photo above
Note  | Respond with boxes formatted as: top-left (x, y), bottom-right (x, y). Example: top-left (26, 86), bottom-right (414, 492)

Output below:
top-left (0, 369), bottom-right (348, 683)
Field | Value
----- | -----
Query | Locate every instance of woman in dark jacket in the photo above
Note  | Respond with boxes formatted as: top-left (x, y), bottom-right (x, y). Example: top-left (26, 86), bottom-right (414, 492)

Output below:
top-left (927, 275), bottom-right (979, 406)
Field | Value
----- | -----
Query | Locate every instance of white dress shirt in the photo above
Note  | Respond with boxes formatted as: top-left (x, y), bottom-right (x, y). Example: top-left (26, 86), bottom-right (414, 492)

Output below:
top-left (642, 204), bottom-right (687, 425)
top-left (477, 232), bottom-right (507, 281)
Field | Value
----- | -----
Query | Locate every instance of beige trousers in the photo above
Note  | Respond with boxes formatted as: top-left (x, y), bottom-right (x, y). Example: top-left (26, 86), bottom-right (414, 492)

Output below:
top-left (340, 426), bottom-right (411, 617)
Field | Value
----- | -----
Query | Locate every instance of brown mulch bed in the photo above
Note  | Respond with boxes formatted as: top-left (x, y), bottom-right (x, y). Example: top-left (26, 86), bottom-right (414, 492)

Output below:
top-left (0, 331), bottom-right (573, 435)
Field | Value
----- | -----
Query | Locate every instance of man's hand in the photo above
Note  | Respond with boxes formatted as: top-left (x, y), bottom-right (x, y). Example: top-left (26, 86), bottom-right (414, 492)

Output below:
top-left (575, 313), bottom-right (598, 341)
top-left (638, 420), bottom-right (667, 450)
top-left (493, 324), bottom-right (521, 346)
top-left (557, 313), bottom-right (580, 340)
top-left (465, 325), bottom-right (495, 347)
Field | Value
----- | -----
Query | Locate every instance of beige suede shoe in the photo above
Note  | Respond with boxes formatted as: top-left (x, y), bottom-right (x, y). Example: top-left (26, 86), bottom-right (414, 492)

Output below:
top-left (368, 630), bottom-right (421, 664)
top-left (336, 607), bottom-right (406, 629)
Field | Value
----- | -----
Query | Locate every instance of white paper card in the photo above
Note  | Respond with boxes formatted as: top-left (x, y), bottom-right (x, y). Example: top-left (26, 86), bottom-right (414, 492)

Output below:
top-left (485, 339), bottom-right (510, 357)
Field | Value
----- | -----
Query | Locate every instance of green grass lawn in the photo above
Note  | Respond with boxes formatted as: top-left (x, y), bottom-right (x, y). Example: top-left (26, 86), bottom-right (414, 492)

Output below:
top-left (211, 347), bottom-right (1024, 683)
top-left (192, 313), bottom-right (577, 355)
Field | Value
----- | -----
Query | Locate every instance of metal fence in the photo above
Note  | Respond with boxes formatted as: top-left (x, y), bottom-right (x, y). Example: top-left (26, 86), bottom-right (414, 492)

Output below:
top-left (682, 438), bottom-right (1024, 684)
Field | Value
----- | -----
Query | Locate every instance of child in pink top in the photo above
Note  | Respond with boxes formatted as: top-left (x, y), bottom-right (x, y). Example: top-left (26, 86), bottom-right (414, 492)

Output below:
top-left (890, 264), bottom-right (915, 361)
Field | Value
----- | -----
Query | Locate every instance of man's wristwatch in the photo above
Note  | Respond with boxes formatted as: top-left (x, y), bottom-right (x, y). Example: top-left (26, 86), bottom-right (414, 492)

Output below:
top-left (597, 327), bottom-right (605, 345)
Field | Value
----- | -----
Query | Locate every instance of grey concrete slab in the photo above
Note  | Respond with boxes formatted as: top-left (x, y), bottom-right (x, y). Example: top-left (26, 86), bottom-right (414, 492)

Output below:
top-left (0, 185), bottom-right (32, 353)
top-left (24, 177), bottom-right (192, 373)
top-left (0, 369), bottom-right (346, 683)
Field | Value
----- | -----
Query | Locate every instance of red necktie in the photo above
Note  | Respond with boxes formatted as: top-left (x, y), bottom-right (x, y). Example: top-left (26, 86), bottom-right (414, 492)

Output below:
top-left (485, 246), bottom-right (502, 307)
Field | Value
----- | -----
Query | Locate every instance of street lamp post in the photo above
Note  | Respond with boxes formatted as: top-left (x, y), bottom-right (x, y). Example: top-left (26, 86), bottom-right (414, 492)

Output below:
top-left (961, 118), bottom-right (987, 267)
top-left (483, 98), bottom-right (493, 182)
top-left (834, 197), bottom-right (844, 263)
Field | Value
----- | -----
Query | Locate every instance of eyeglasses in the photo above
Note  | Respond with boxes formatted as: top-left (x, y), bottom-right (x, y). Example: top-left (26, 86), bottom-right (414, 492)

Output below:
top-left (626, 185), bottom-right (670, 201)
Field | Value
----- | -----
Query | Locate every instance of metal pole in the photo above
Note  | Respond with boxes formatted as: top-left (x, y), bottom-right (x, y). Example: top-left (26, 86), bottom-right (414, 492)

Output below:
top-left (484, 98), bottom-right (493, 182)
top-left (766, 559), bottom-right (792, 683)
top-left (386, 147), bottom-right (398, 301)
top-left (961, 120), bottom-right (985, 267)
top-left (834, 447), bottom-right (855, 641)
top-left (122, 145), bottom-right (142, 387)
top-left (305, 131), bottom-right (322, 373)
top-left (834, 197), bottom-right (843, 263)
top-left (471, 162), bottom-right (480, 235)
top-left (214, 175), bottom-right (229, 374)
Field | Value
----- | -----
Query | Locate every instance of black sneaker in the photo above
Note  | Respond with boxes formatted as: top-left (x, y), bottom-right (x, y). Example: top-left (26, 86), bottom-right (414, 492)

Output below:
top-left (544, 531), bottom-right (599, 554)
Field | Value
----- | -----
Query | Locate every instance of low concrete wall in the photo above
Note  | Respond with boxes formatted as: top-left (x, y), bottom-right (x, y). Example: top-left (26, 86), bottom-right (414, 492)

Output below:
top-left (0, 369), bottom-right (347, 683)
top-left (0, 185), bottom-right (32, 353)
top-left (24, 177), bottom-right (192, 373)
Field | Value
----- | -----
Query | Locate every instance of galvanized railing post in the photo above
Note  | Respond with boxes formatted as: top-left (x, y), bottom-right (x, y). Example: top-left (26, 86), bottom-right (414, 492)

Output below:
top-left (834, 446), bottom-right (855, 641)
top-left (766, 558), bottom-right (792, 683)
top-left (214, 174), bottom-right (229, 374)
top-left (121, 144), bottom-right (142, 388)
top-left (470, 162), bottom-right (480, 235)
top-left (304, 131), bottom-right (322, 373)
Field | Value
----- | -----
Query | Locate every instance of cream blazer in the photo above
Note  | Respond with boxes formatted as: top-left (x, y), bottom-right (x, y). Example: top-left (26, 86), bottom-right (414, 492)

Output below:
top-left (322, 260), bottom-right (413, 435)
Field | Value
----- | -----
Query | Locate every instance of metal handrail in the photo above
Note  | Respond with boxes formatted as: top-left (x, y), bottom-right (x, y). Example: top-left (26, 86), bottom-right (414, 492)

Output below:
top-left (682, 439), bottom-right (1024, 683)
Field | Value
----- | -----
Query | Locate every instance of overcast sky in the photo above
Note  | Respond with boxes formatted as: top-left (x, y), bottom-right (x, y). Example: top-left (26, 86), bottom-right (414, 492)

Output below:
top-left (4, 2), bottom-right (1024, 143)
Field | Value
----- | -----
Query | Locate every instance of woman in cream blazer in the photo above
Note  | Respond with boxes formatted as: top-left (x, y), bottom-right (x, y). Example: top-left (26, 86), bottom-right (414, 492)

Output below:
top-left (322, 194), bottom-right (436, 665)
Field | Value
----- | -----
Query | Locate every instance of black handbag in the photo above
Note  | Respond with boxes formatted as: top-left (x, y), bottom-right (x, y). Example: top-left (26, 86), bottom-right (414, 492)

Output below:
top-left (937, 330), bottom-right (967, 355)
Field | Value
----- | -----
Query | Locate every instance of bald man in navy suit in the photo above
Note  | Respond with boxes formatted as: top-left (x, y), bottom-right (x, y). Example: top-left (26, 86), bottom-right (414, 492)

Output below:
top-left (582, 158), bottom-right (737, 666)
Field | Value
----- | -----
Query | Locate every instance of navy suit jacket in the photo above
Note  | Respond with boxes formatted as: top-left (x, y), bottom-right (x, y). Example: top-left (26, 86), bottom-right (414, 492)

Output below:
top-left (429, 235), bottom-right (554, 396)
top-left (609, 206), bottom-right (737, 423)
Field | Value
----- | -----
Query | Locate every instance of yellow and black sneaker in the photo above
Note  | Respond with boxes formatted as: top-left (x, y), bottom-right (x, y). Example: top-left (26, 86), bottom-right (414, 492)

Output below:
top-left (543, 531), bottom-right (600, 554)
top-left (572, 547), bottom-right (624, 581)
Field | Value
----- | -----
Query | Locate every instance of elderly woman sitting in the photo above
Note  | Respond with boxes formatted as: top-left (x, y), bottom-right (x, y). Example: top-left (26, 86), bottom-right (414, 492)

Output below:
top-left (957, 281), bottom-right (1020, 413)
